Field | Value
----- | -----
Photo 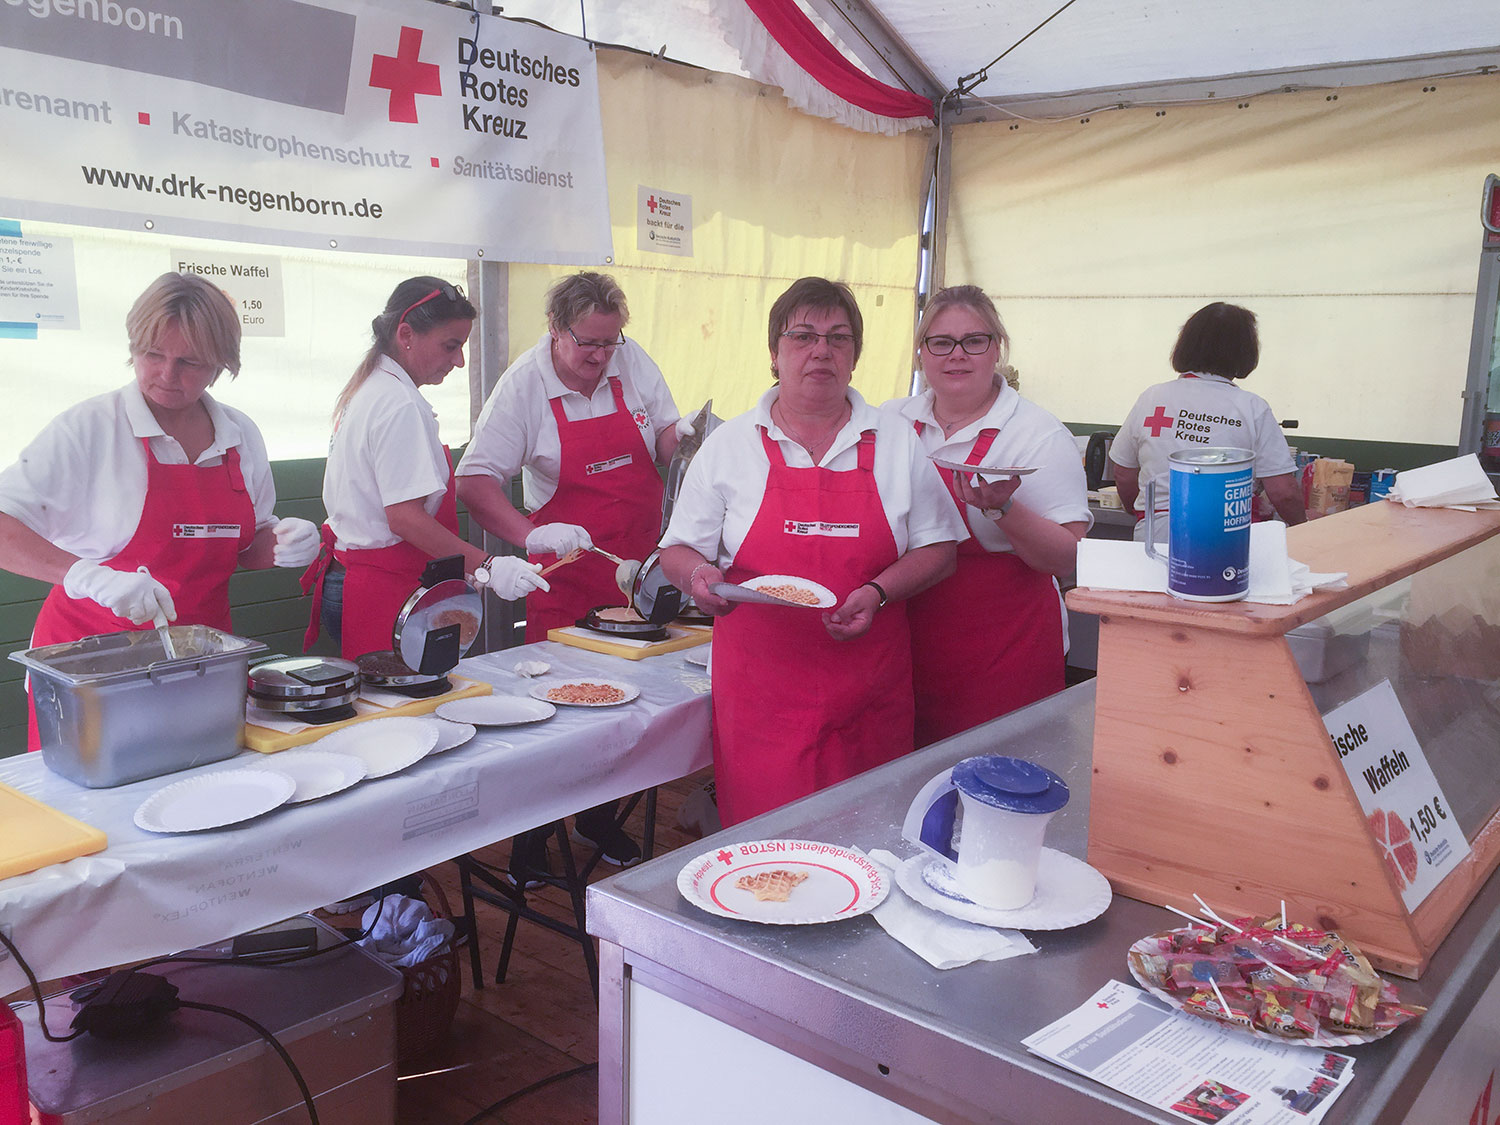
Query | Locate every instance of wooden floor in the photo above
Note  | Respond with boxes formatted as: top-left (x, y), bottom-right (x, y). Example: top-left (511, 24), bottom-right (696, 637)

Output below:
top-left (391, 767), bottom-right (713, 1125)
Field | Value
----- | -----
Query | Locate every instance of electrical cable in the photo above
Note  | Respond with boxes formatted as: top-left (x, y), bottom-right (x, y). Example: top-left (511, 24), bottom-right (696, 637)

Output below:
top-left (177, 999), bottom-right (319, 1125)
top-left (0, 927), bottom-right (82, 1042)
top-left (458, 1060), bottom-right (598, 1125)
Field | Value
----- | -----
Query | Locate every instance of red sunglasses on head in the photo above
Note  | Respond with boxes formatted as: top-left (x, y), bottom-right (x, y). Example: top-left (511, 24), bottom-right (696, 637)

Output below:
top-left (397, 282), bottom-right (464, 326)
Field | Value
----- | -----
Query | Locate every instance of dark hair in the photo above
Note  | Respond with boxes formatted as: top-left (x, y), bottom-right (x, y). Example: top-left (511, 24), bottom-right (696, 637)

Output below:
top-left (767, 277), bottom-right (864, 376)
top-left (1171, 302), bottom-right (1259, 380)
top-left (334, 276), bottom-right (476, 423)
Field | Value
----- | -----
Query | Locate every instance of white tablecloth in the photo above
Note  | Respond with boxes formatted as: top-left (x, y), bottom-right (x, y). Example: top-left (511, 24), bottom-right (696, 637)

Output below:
top-left (0, 642), bottom-right (712, 991)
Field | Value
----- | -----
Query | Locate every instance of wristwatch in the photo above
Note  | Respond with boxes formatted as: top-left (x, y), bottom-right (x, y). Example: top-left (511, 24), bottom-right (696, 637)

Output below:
top-left (981, 497), bottom-right (1014, 521)
top-left (863, 580), bottom-right (889, 608)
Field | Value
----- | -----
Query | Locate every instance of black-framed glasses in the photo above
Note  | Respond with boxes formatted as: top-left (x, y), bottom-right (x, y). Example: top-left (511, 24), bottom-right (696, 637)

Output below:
top-left (397, 281), bottom-right (465, 326)
top-left (780, 330), bottom-right (857, 351)
top-left (923, 333), bottom-right (995, 356)
top-left (566, 326), bottom-right (626, 351)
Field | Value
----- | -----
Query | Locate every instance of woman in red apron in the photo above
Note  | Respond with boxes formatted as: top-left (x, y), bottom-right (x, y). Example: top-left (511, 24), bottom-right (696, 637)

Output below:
top-left (303, 277), bottom-right (547, 660)
top-left (454, 273), bottom-right (688, 871)
top-left (661, 278), bottom-right (961, 826)
top-left (0, 272), bottom-right (322, 750)
top-left (896, 286), bottom-right (1090, 746)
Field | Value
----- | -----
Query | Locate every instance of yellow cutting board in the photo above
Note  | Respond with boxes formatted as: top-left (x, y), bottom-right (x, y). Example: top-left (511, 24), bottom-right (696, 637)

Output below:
top-left (243, 675), bottom-right (493, 753)
top-left (0, 784), bottom-right (108, 880)
top-left (547, 625), bottom-right (712, 661)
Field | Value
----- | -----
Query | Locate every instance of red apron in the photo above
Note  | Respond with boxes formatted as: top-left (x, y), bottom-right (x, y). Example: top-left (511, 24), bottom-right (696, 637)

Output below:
top-left (28, 441), bottom-right (255, 749)
top-left (523, 377), bottom-right (664, 641)
top-left (907, 424), bottom-right (1063, 747)
top-left (310, 449), bottom-right (460, 662)
top-left (711, 427), bottom-right (912, 826)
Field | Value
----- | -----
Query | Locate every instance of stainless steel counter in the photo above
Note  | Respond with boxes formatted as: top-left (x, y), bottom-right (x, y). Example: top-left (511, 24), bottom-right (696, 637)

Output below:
top-left (587, 681), bottom-right (1500, 1123)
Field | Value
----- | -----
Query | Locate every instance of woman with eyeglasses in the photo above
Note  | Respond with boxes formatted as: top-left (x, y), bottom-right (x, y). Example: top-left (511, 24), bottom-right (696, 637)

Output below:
top-left (659, 277), bottom-right (963, 826)
top-left (457, 270), bottom-right (685, 870)
top-left (884, 285), bottom-right (1090, 747)
top-left (303, 276), bottom-right (549, 661)
top-left (0, 272), bottom-right (323, 749)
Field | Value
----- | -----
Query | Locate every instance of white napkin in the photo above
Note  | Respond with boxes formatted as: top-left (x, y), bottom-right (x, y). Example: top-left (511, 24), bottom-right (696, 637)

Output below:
top-left (1388, 454), bottom-right (1500, 509)
top-left (358, 893), bottom-right (455, 968)
top-left (866, 848), bottom-right (1035, 970)
top-left (512, 659), bottom-right (551, 677)
top-left (1075, 523), bottom-right (1346, 606)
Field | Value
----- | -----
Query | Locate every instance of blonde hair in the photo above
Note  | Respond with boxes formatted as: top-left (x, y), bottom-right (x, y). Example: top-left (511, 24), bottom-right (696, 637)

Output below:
top-left (126, 272), bottom-right (241, 381)
top-left (544, 271), bottom-right (629, 333)
top-left (332, 276), bottom-right (475, 425)
top-left (915, 285), bottom-right (1011, 387)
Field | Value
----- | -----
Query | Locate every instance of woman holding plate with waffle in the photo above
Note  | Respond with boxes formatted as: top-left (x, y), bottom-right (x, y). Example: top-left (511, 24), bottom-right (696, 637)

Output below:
top-left (660, 276), bottom-right (964, 826)
top-left (883, 285), bottom-right (1090, 747)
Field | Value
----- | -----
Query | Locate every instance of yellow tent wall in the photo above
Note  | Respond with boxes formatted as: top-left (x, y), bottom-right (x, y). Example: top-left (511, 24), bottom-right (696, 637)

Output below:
top-left (508, 50), bottom-right (930, 417)
top-left (946, 73), bottom-right (1500, 444)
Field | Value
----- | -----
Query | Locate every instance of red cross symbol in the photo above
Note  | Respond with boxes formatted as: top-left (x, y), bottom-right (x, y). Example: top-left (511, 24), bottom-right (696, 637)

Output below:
top-left (1096, 1001), bottom-right (1111, 1009)
top-left (647, 196), bottom-right (658, 213)
top-left (784, 519), bottom-right (797, 532)
top-left (716, 849), bottom-right (734, 864)
top-left (1143, 406), bottom-right (1174, 436)
top-left (369, 27), bottom-right (442, 124)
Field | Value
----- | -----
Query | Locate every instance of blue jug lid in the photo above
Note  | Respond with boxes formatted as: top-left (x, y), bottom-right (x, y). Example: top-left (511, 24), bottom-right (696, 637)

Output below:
top-left (952, 755), bottom-right (1069, 815)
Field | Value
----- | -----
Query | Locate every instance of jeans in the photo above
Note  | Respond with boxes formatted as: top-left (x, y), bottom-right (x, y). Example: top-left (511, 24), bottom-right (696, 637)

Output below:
top-left (320, 562), bottom-right (344, 644)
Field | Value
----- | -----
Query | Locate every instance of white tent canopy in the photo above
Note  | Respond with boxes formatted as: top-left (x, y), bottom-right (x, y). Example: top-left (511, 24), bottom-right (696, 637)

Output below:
top-left (497, 0), bottom-right (1500, 115)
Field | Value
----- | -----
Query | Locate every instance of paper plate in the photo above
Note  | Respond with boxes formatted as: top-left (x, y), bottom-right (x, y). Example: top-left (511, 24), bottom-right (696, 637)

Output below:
top-left (428, 718), bottom-right (477, 754)
top-left (529, 679), bottom-right (640, 707)
top-left (678, 839), bottom-right (889, 924)
top-left (895, 849), bottom-right (1111, 930)
top-left (436, 695), bottom-right (556, 726)
top-left (250, 749), bottom-right (367, 804)
top-left (740, 574), bottom-right (836, 609)
top-left (312, 716), bottom-right (438, 778)
top-left (683, 647), bottom-right (710, 668)
top-left (928, 456), bottom-right (1038, 479)
top-left (1126, 928), bottom-right (1399, 1047)
top-left (134, 768), bottom-right (296, 834)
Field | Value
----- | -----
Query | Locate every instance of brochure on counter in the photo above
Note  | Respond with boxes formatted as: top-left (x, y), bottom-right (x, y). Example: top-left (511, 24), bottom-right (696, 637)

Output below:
top-left (1023, 981), bottom-right (1355, 1123)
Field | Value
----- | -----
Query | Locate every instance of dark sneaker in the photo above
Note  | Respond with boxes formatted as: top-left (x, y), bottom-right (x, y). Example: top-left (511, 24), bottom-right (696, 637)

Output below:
top-left (507, 834), bottom-right (552, 890)
top-left (572, 825), bottom-right (642, 867)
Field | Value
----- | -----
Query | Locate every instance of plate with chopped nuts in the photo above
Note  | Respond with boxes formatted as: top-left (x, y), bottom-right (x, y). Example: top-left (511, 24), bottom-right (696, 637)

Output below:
top-left (528, 678), bottom-right (640, 707)
top-left (677, 839), bottom-right (889, 924)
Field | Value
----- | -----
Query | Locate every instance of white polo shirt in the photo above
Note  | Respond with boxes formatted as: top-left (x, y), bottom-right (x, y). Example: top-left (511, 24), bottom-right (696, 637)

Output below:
top-left (323, 355), bottom-right (451, 550)
top-left (884, 385), bottom-right (1092, 550)
top-left (661, 386), bottom-right (967, 566)
top-left (0, 382), bottom-right (276, 560)
top-left (455, 333), bottom-right (680, 509)
top-left (1110, 373), bottom-right (1296, 514)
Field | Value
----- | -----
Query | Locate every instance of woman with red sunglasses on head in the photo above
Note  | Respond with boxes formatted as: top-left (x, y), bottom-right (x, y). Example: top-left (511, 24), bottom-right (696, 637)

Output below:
top-left (303, 276), bottom-right (548, 660)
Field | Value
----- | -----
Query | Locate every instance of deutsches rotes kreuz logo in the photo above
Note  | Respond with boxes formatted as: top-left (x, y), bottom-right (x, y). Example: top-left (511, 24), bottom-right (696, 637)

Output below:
top-left (783, 519), bottom-right (859, 537)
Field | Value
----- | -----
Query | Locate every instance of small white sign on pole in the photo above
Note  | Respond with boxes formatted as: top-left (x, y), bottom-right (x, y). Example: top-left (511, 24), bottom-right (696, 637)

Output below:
top-left (170, 249), bottom-right (285, 337)
top-left (638, 186), bottom-right (693, 256)
top-left (0, 228), bottom-right (80, 332)
top-left (1323, 679), bottom-right (1469, 911)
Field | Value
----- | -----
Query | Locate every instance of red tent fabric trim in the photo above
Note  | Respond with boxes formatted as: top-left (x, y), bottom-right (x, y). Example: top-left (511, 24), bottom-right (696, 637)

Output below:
top-left (743, 0), bottom-right (934, 121)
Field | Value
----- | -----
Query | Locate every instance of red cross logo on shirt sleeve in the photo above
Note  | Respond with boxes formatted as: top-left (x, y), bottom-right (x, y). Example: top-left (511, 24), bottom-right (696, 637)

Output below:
top-left (1143, 406), bottom-right (1175, 436)
top-left (369, 27), bottom-right (442, 124)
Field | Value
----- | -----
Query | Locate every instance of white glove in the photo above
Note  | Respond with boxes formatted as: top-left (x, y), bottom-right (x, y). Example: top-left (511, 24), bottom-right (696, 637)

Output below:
top-left (525, 523), bottom-right (593, 557)
top-left (271, 517), bottom-right (321, 568)
top-left (475, 557), bottom-right (551, 601)
top-left (63, 560), bottom-right (177, 625)
top-left (674, 414), bottom-right (698, 440)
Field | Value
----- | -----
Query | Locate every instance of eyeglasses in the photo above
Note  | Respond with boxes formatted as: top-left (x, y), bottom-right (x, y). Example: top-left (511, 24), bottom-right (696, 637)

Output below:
top-left (397, 282), bottom-right (464, 326)
top-left (780, 330), bottom-right (857, 351)
top-left (923, 333), bottom-right (995, 356)
top-left (566, 326), bottom-right (626, 352)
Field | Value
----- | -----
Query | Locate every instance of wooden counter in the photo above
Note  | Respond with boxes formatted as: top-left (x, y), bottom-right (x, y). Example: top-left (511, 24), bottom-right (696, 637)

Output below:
top-left (1066, 503), bottom-right (1500, 977)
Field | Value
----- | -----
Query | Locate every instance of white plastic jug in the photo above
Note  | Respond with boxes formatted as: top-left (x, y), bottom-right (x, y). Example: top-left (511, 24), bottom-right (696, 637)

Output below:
top-left (902, 755), bottom-right (1069, 910)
